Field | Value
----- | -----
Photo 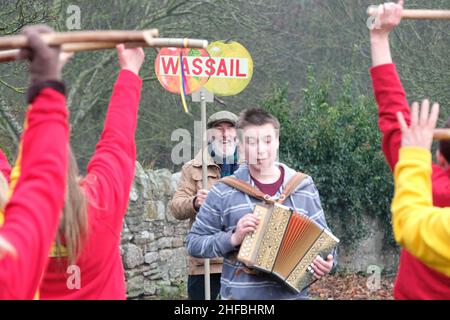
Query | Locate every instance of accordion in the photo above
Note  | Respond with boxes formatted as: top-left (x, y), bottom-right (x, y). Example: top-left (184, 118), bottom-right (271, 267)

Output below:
top-left (237, 203), bottom-right (339, 293)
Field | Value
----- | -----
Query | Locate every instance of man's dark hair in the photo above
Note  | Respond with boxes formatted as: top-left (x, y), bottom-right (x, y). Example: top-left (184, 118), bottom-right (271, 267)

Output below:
top-left (237, 108), bottom-right (280, 141)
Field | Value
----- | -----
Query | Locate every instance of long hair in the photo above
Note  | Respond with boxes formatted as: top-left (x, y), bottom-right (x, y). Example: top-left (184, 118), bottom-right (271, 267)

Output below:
top-left (0, 173), bottom-right (13, 257)
top-left (55, 148), bottom-right (88, 266)
top-left (0, 172), bottom-right (8, 211)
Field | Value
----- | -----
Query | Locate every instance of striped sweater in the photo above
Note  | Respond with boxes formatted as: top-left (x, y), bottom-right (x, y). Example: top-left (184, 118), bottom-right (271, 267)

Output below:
top-left (186, 162), bottom-right (334, 300)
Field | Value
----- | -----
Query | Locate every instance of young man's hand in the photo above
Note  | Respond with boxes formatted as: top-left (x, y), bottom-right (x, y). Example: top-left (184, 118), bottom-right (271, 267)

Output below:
top-left (116, 44), bottom-right (145, 76)
top-left (370, 0), bottom-right (404, 39)
top-left (310, 254), bottom-right (333, 280)
top-left (230, 213), bottom-right (259, 247)
top-left (397, 100), bottom-right (440, 151)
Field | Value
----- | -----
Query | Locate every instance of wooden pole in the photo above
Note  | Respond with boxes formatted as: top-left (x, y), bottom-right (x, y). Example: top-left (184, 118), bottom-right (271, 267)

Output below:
top-left (367, 6), bottom-right (450, 20)
top-left (433, 129), bottom-right (450, 141)
top-left (0, 30), bottom-right (159, 50)
top-left (200, 90), bottom-right (211, 301)
top-left (0, 50), bottom-right (19, 63)
top-left (0, 38), bottom-right (208, 63)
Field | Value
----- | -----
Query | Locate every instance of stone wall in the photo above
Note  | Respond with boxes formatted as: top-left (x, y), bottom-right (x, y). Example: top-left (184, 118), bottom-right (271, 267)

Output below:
top-left (121, 162), bottom-right (188, 299)
top-left (120, 162), bottom-right (399, 299)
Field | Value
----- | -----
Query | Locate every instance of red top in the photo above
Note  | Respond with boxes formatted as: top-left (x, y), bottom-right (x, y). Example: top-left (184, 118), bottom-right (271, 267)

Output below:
top-left (0, 88), bottom-right (68, 299)
top-left (39, 70), bottom-right (142, 300)
top-left (371, 63), bottom-right (450, 299)
top-left (252, 166), bottom-right (285, 197)
top-left (0, 150), bottom-right (11, 182)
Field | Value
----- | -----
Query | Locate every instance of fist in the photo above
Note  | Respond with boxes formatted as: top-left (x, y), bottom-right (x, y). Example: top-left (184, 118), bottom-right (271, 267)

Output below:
top-left (194, 189), bottom-right (209, 209)
top-left (116, 44), bottom-right (145, 76)
top-left (18, 25), bottom-right (62, 84)
top-left (370, 0), bottom-right (404, 35)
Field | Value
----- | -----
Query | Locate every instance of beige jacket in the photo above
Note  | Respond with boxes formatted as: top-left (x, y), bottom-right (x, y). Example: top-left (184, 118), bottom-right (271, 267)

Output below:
top-left (169, 151), bottom-right (224, 275)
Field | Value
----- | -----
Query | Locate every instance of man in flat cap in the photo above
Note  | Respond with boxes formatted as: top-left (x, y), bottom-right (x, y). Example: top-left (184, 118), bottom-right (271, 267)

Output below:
top-left (169, 110), bottom-right (240, 300)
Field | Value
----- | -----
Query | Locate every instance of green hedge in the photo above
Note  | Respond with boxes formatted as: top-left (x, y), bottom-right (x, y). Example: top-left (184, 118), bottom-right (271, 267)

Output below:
top-left (262, 69), bottom-right (395, 248)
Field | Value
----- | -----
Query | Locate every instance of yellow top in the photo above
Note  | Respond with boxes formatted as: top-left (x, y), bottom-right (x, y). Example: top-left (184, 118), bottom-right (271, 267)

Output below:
top-left (392, 147), bottom-right (450, 276)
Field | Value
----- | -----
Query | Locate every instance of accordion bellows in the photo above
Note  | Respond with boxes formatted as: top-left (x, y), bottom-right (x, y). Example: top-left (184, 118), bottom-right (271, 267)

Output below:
top-left (237, 203), bottom-right (339, 293)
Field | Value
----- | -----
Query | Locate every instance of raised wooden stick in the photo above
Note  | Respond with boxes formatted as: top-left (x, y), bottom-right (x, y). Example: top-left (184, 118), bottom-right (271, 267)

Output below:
top-left (434, 129), bottom-right (450, 141)
top-left (0, 38), bottom-right (208, 63)
top-left (367, 6), bottom-right (450, 20)
top-left (146, 38), bottom-right (208, 48)
top-left (0, 30), bottom-right (159, 50)
top-left (0, 50), bottom-right (18, 63)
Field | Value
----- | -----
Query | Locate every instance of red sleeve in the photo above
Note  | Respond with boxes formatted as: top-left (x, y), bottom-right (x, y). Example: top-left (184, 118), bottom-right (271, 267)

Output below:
top-left (370, 63), bottom-right (411, 171)
top-left (0, 88), bottom-right (68, 299)
top-left (85, 69), bottom-right (142, 223)
top-left (0, 149), bottom-right (11, 183)
top-left (371, 64), bottom-right (450, 208)
top-left (431, 163), bottom-right (450, 206)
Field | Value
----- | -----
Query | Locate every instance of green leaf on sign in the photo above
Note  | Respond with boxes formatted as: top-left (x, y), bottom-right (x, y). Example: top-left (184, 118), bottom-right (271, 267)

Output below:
top-left (189, 49), bottom-right (202, 57)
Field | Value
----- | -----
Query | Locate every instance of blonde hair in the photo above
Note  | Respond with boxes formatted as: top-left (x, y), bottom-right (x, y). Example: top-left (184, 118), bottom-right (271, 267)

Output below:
top-left (0, 172), bottom-right (8, 211)
top-left (55, 148), bottom-right (88, 265)
top-left (0, 173), bottom-right (13, 257)
top-left (0, 151), bottom-right (89, 264)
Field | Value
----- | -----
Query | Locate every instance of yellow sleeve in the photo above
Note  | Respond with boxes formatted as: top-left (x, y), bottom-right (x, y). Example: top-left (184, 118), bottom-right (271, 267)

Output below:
top-left (392, 147), bottom-right (450, 276)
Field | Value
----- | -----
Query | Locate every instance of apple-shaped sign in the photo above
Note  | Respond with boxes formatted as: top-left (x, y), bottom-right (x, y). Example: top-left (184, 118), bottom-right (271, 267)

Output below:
top-left (203, 41), bottom-right (253, 96)
top-left (155, 47), bottom-right (210, 94)
top-left (155, 41), bottom-right (253, 97)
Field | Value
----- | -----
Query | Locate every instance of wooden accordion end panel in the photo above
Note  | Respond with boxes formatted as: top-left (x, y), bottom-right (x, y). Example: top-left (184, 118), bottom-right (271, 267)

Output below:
top-left (237, 203), bottom-right (339, 293)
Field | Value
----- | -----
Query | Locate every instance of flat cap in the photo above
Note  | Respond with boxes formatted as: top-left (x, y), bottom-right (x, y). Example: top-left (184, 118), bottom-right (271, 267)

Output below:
top-left (207, 111), bottom-right (239, 129)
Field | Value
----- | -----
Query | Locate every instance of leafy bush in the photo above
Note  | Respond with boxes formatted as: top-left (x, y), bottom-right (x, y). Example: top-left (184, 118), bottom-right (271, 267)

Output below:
top-left (263, 69), bottom-right (395, 248)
